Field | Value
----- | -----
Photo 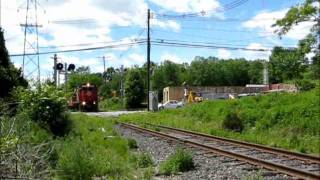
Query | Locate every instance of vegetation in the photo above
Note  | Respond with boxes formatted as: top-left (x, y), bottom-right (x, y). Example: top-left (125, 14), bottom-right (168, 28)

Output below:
top-left (55, 115), bottom-right (137, 179)
top-left (17, 85), bottom-right (71, 136)
top-left (67, 68), bottom-right (104, 91)
top-left (125, 68), bottom-right (146, 108)
top-left (127, 138), bottom-right (138, 149)
top-left (137, 153), bottom-right (154, 168)
top-left (0, 28), bottom-right (27, 99)
top-left (269, 47), bottom-right (306, 83)
top-left (119, 88), bottom-right (320, 154)
top-left (273, 0), bottom-right (319, 79)
top-left (99, 97), bottom-right (125, 111)
top-left (159, 148), bottom-right (195, 175)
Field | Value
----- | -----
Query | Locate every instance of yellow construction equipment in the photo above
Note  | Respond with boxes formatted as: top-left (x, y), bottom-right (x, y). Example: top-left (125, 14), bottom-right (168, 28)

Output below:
top-left (188, 91), bottom-right (203, 103)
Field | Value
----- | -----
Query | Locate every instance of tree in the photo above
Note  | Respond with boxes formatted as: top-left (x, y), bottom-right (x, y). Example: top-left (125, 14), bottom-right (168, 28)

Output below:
top-left (152, 60), bottom-right (186, 101)
top-left (67, 73), bottom-right (103, 91)
top-left (75, 66), bottom-right (90, 74)
top-left (273, 0), bottom-right (319, 78)
top-left (124, 68), bottom-right (145, 108)
top-left (0, 28), bottom-right (27, 98)
top-left (269, 47), bottom-right (306, 83)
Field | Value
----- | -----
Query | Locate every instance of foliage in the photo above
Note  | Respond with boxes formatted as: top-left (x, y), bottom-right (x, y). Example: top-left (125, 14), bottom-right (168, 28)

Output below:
top-left (222, 109), bottom-right (244, 132)
top-left (159, 148), bottom-right (194, 175)
top-left (296, 79), bottom-right (316, 91)
top-left (272, 0), bottom-right (318, 37)
top-left (99, 97), bottom-right (124, 111)
top-left (56, 114), bottom-right (137, 179)
top-left (272, 0), bottom-right (319, 79)
top-left (0, 28), bottom-right (27, 99)
top-left (118, 89), bottom-right (320, 154)
top-left (127, 138), bottom-right (138, 149)
top-left (125, 68), bottom-right (146, 108)
top-left (186, 57), bottom-right (258, 86)
top-left (67, 72), bottom-right (103, 91)
top-left (137, 153), bottom-right (154, 168)
top-left (269, 47), bottom-right (306, 83)
top-left (152, 60), bottom-right (185, 101)
top-left (17, 85), bottom-right (71, 136)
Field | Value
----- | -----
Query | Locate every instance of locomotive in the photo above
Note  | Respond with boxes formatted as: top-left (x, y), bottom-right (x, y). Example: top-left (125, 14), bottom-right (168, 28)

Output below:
top-left (68, 83), bottom-right (99, 112)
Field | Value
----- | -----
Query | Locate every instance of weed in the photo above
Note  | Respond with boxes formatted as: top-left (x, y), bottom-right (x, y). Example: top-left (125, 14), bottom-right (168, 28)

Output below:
top-left (142, 167), bottom-right (154, 180)
top-left (222, 111), bottom-right (244, 132)
top-left (159, 148), bottom-right (194, 175)
top-left (127, 138), bottom-right (138, 149)
top-left (137, 153), bottom-right (154, 168)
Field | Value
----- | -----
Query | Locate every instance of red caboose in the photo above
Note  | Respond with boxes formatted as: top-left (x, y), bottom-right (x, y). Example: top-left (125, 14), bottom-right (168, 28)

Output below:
top-left (68, 83), bottom-right (99, 112)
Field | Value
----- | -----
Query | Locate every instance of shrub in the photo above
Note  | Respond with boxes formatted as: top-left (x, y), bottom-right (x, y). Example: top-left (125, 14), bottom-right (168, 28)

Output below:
top-left (127, 138), bottom-right (138, 149)
top-left (99, 97), bottom-right (124, 111)
top-left (124, 69), bottom-right (145, 108)
top-left (159, 148), bottom-right (194, 175)
top-left (296, 79), bottom-right (316, 91)
top-left (222, 111), bottom-right (244, 132)
top-left (17, 85), bottom-right (71, 136)
top-left (137, 153), bottom-right (153, 168)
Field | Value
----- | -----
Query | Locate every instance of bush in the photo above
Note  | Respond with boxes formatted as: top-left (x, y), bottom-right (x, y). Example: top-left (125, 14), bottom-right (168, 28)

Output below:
top-left (159, 148), bottom-right (194, 175)
top-left (127, 138), bottom-right (138, 149)
top-left (17, 85), bottom-right (71, 136)
top-left (296, 79), bottom-right (316, 91)
top-left (137, 153), bottom-right (153, 168)
top-left (99, 97), bottom-right (124, 111)
top-left (222, 111), bottom-right (244, 132)
top-left (124, 69), bottom-right (145, 108)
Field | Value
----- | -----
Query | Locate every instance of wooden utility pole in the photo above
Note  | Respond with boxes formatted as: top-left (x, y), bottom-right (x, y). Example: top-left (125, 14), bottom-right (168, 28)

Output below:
top-left (147, 9), bottom-right (151, 111)
top-left (53, 54), bottom-right (57, 86)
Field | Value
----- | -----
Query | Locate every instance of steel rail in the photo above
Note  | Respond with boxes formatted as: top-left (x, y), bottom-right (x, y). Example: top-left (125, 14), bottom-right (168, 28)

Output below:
top-left (120, 123), bottom-right (320, 180)
top-left (144, 123), bottom-right (320, 164)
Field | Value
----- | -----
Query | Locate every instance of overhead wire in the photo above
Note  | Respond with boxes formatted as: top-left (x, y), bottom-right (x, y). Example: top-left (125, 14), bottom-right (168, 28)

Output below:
top-left (10, 41), bottom-right (147, 57)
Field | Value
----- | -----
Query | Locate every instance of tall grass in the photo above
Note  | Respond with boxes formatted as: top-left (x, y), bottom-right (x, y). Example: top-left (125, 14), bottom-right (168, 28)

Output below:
top-left (119, 88), bottom-right (320, 154)
top-left (55, 114), bottom-right (139, 179)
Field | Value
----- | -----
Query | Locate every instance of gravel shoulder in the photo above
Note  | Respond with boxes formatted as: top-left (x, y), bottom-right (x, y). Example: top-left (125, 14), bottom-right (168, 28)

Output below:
top-left (115, 125), bottom-right (293, 180)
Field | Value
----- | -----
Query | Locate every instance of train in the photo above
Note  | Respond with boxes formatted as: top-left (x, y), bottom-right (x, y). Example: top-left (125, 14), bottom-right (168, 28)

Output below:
top-left (68, 83), bottom-right (99, 112)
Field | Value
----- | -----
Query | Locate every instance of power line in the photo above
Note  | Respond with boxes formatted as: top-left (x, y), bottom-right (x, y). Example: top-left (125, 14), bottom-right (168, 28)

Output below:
top-left (9, 41), bottom-right (147, 57)
top-left (153, 0), bottom-right (249, 18)
top-left (151, 40), bottom-right (273, 51)
top-left (37, 38), bottom-right (146, 50)
top-left (152, 29), bottom-right (276, 43)
top-left (153, 38), bottom-right (297, 49)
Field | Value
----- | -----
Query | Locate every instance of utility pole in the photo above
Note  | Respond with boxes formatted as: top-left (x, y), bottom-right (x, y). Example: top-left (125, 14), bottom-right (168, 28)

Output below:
top-left (0, 0), bottom-right (2, 27)
top-left (64, 62), bottom-right (67, 93)
top-left (147, 9), bottom-right (151, 111)
top-left (53, 54), bottom-right (57, 86)
top-left (97, 56), bottom-right (107, 85)
top-left (21, 0), bottom-right (42, 83)
top-left (120, 65), bottom-right (124, 106)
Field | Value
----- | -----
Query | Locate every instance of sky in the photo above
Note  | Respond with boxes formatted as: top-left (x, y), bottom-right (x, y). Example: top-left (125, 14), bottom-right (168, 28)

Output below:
top-left (0, 0), bottom-right (316, 81)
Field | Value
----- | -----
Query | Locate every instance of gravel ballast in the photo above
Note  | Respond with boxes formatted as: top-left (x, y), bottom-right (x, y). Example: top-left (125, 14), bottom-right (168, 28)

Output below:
top-left (115, 125), bottom-right (293, 180)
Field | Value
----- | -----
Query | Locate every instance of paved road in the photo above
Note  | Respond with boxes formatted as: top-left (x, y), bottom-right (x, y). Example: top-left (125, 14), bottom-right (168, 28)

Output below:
top-left (75, 111), bottom-right (144, 117)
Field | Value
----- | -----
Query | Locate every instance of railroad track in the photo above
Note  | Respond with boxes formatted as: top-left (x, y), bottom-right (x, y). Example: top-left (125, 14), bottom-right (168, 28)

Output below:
top-left (120, 122), bottom-right (320, 180)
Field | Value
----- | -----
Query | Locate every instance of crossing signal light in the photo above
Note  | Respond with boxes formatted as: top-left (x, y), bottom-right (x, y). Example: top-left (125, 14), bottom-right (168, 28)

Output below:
top-left (56, 63), bottom-right (63, 70)
top-left (68, 64), bottom-right (75, 71)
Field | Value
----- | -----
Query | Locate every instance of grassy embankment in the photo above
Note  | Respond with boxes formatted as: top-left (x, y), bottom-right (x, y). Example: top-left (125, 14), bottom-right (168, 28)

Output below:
top-left (27, 114), bottom-right (153, 179)
top-left (99, 97), bottom-right (125, 111)
top-left (118, 88), bottom-right (320, 154)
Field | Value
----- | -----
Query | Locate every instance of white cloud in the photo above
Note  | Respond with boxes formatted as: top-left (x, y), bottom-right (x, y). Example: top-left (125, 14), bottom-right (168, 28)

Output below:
top-left (242, 9), bottom-right (315, 40)
top-left (150, 0), bottom-right (220, 14)
top-left (152, 19), bottom-right (181, 32)
top-left (160, 53), bottom-right (184, 64)
top-left (243, 43), bottom-right (271, 60)
top-left (217, 49), bottom-right (231, 59)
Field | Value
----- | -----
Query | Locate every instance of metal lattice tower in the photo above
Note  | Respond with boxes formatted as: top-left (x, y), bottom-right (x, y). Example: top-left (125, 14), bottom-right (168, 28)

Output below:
top-left (21, 0), bottom-right (42, 82)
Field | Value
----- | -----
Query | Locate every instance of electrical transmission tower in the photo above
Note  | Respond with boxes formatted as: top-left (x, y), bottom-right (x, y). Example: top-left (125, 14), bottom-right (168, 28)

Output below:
top-left (20, 0), bottom-right (42, 82)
